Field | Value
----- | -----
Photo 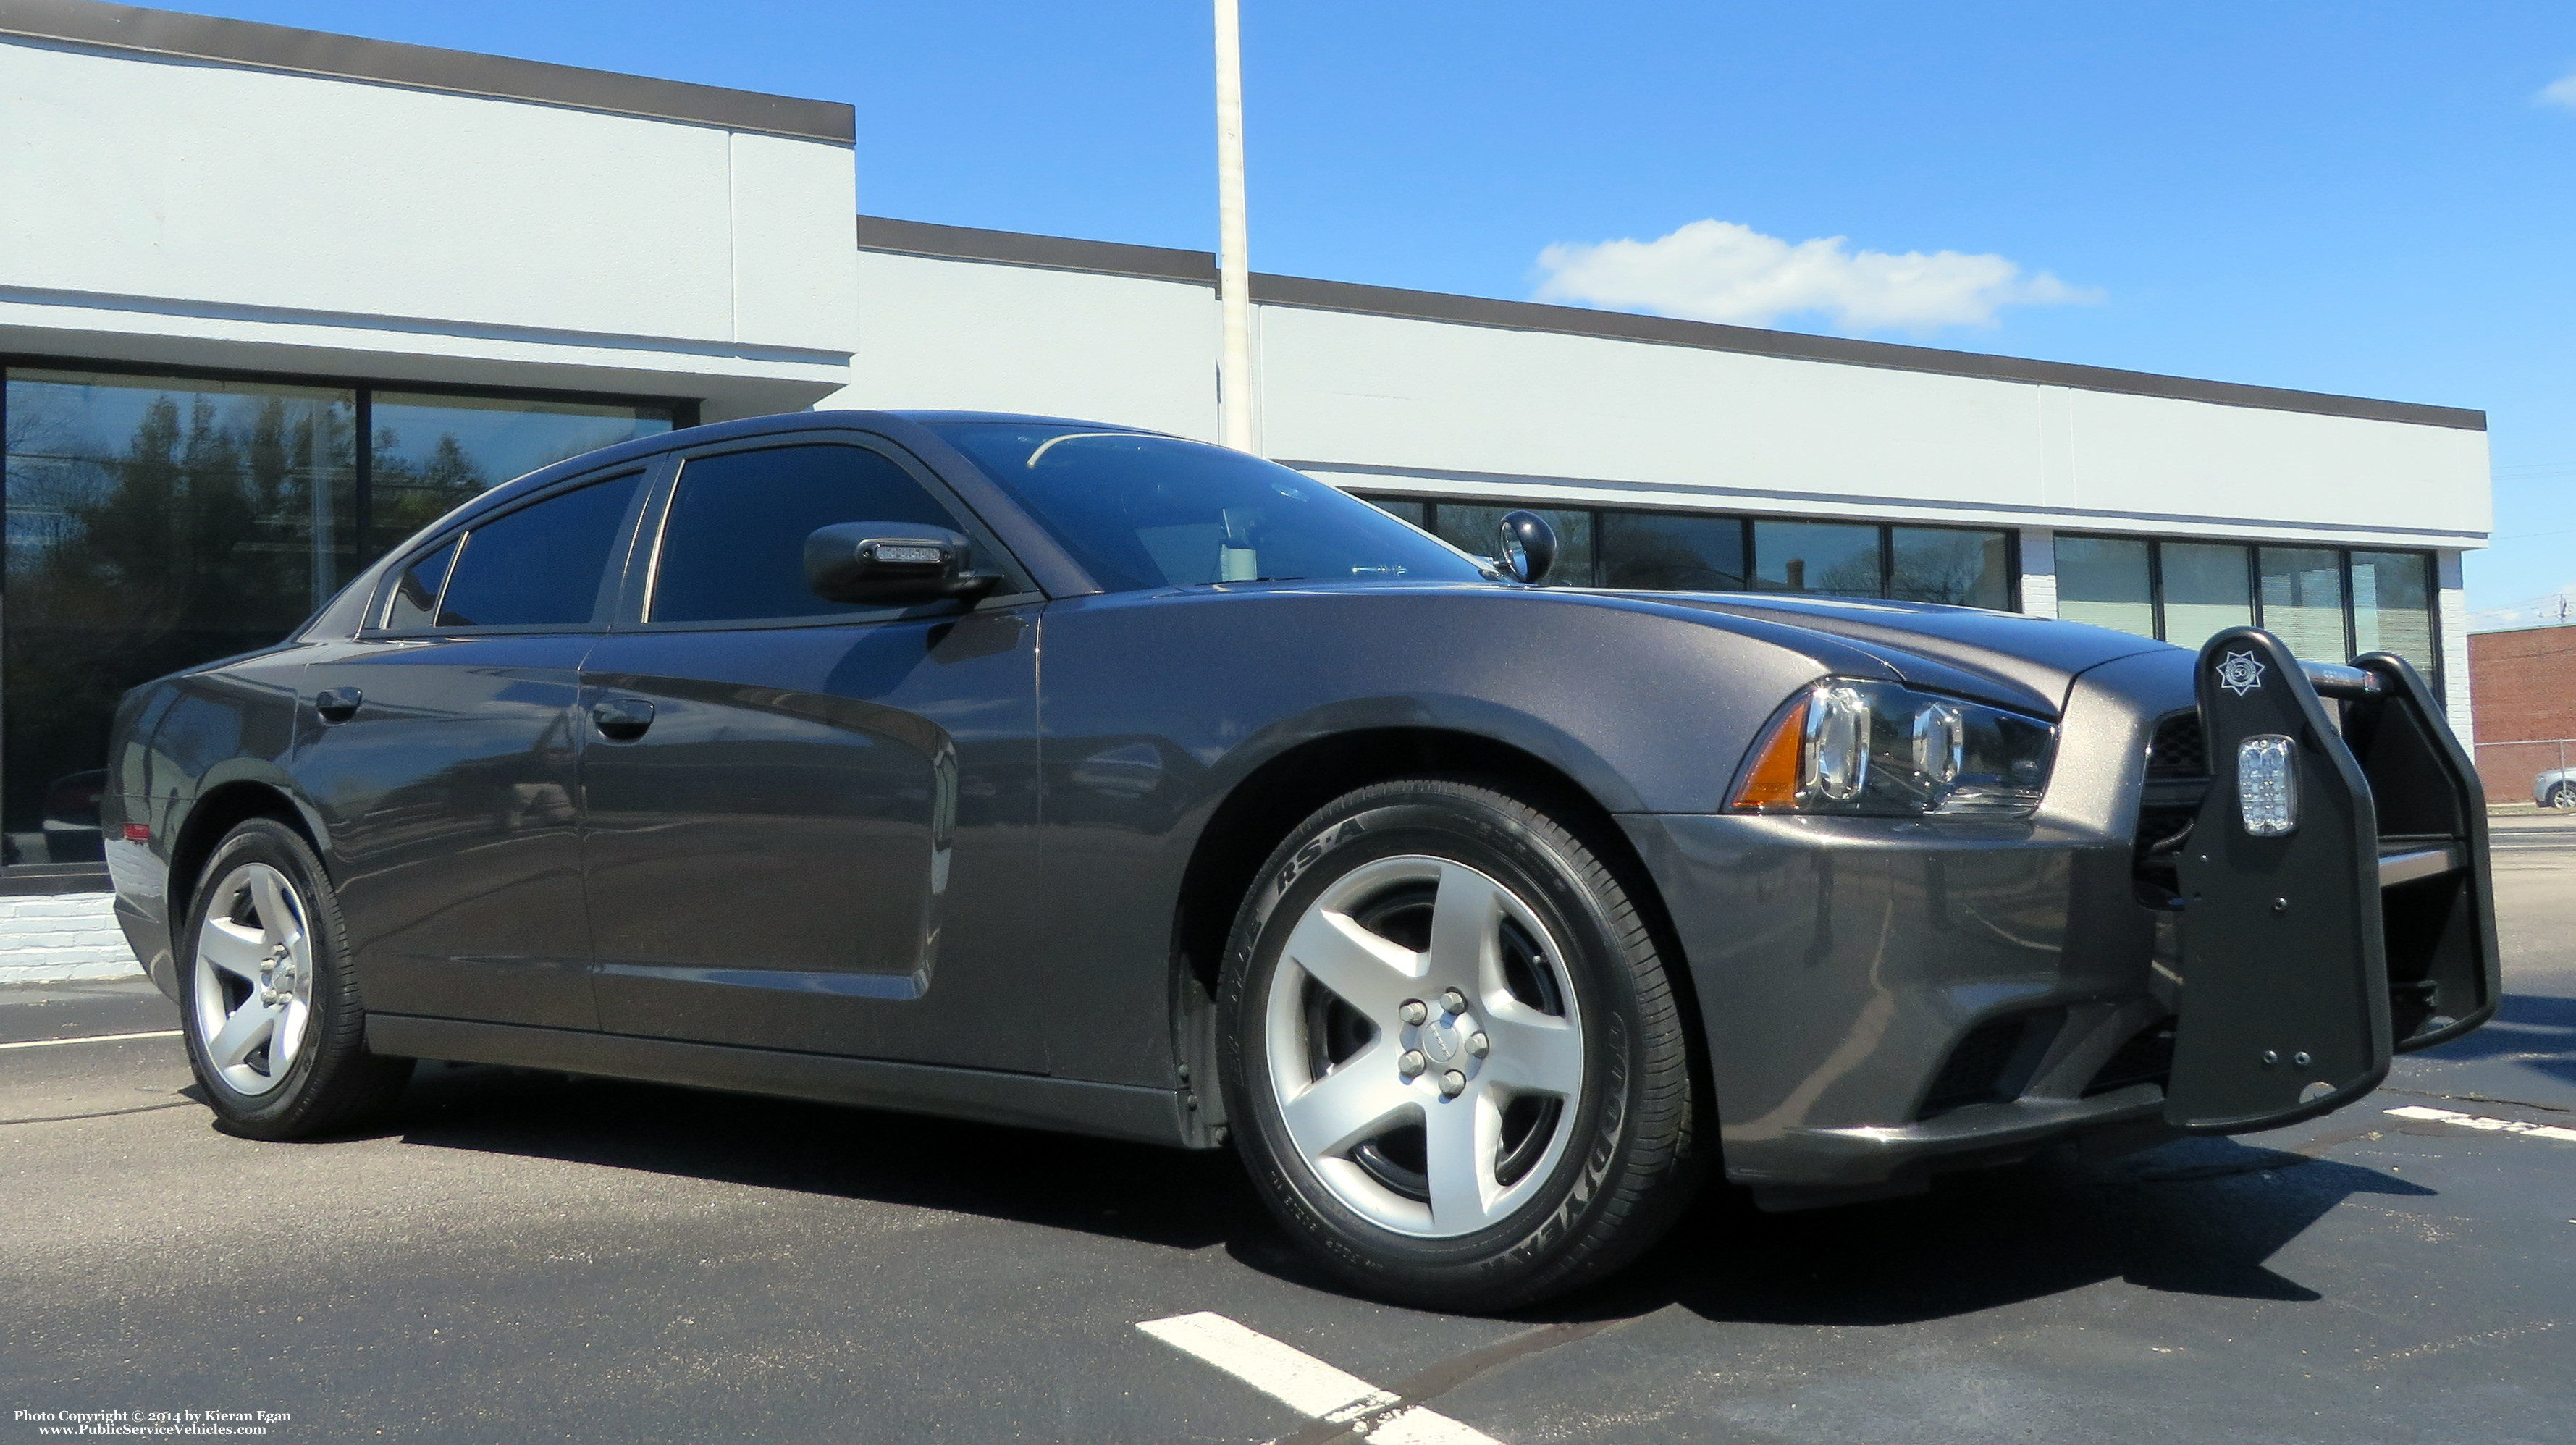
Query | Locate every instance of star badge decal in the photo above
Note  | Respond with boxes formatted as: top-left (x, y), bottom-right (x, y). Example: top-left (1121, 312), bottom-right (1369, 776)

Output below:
top-left (2215, 650), bottom-right (2266, 696)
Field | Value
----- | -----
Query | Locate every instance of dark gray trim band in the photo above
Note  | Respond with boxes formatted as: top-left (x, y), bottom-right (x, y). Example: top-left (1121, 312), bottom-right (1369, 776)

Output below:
top-left (859, 216), bottom-right (1215, 284)
top-left (856, 215), bottom-right (2485, 432)
top-left (1, 0), bottom-right (855, 144)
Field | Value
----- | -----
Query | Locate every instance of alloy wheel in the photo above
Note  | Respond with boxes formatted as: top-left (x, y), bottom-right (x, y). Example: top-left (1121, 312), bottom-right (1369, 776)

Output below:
top-left (1261, 854), bottom-right (1586, 1238)
top-left (190, 861), bottom-right (316, 1096)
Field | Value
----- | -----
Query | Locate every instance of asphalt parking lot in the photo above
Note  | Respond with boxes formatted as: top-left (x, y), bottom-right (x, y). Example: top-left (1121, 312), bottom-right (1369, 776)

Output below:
top-left (7, 816), bottom-right (2572, 1444)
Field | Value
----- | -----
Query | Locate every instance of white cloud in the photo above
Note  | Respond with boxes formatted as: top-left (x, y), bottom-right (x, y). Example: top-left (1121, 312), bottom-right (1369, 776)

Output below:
top-left (1531, 218), bottom-right (2100, 334)
top-left (2542, 67), bottom-right (2576, 109)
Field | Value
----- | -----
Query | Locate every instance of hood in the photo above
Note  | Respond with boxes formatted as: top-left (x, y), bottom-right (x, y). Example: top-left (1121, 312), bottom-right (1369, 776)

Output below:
top-left (1612, 591), bottom-right (2176, 717)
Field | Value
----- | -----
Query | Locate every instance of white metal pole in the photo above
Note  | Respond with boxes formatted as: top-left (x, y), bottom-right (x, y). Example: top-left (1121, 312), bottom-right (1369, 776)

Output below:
top-left (1213, 0), bottom-right (1256, 452)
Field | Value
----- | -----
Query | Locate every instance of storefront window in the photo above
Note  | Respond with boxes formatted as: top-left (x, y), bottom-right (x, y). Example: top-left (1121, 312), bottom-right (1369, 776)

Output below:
top-left (1889, 527), bottom-right (2010, 607)
top-left (1599, 511), bottom-right (1745, 590)
top-left (1754, 519), bottom-right (1880, 597)
top-left (2351, 551), bottom-right (2436, 673)
top-left (2055, 536), bottom-right (2155, 638)
top-left (2159, 542), bottom-right (2253, 649)
top-left (1, 364), bottom-right (681, 870)
top-left (2258, 547), bottom-right (2347, 662)
top-left (369, 391), bottom-right (674, 555)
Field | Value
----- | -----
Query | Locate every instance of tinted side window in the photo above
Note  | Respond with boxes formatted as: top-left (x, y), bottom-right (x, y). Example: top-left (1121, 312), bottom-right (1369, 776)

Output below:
top-left (434, 473), bottom-right (640, 628)
top-left (652, 445), bottom-right (966, 623)
top-left (382, 539), bottom-right (458, 631)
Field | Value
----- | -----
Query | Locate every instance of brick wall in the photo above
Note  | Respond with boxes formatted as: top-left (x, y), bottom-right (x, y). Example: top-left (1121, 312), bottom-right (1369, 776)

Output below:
top-left (0, 892), bottom-right (143, 983)
top-left (2468, 623), bottom-right (2576, 803)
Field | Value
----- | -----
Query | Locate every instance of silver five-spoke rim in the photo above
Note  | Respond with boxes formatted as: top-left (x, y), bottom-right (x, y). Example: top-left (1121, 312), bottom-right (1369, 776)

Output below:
top-left (190, 862), bottom-right (315, 1096)
top-left (1263, 854), bottom-right (1586, 1238)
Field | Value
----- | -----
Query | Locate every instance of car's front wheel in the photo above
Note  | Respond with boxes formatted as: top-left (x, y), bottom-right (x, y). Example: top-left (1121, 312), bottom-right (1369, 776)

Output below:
top-left (2550, 783), bottom-right (2576, 811)
top-left (1218, 778), bottom-right (1704, 1310)
top-left (179, 817), bottom-right (411, 1139)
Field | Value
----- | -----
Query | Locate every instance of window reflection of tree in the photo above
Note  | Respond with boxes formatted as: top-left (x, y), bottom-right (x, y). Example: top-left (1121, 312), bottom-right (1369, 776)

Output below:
top-left (367, 429), bottom-right (488, 553)
top-left (4, 387), bottom-right (353, 841)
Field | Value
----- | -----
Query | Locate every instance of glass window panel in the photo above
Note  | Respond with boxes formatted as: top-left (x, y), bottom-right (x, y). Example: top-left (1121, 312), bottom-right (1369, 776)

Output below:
top-left (2054, 535), bottom-right (2155, 638)
top-left (2158, 542), bottom-right (2253, 649)
top-left (368, 391), bottom-right (676, 555)
top-left (1889, 527), bottom-right (2010, 608)
top-left (382, 539), bottom-right (459, 631)
top-left (4, 369), bottom-right (355, 863)
top-left (2257, 547), bottom-right (2348, 662)
top-left (1753, 519), bottom-right (1881, 598)
top-left (1599, 510), bottom-right (1745, 590)
top-left (931, 424), bottom-right (1483, 592)
top-left (2350, 551), bottom-right (2436, 673)
top-left (1434, 504), bottom-right (1596, 586)
top-left (653, 445), bottom-right (968, 623)
top-left (1360, 495), bottom-right (1427, 528)
top-left (434, 474), bottom-right (640, 628)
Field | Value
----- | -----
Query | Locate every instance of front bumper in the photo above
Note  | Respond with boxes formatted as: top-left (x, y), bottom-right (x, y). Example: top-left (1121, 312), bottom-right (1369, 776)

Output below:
top-left (1624, 631), bottom-right (2499, 1204)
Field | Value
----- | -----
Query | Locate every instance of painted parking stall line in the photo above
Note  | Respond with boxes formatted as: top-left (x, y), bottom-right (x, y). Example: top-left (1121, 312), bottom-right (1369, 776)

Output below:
top-left (2386, 1105), bottom-right (2576, 1144)
top-left (0, 1029), bottom-right (180, 1050)
top-left (1137, 1312), bottom-right (1504, 1444)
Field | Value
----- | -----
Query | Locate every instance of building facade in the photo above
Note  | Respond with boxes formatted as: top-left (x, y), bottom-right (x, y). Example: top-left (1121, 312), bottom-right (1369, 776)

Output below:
top-left (0, 1), bottom-right (2491, 974)
top-left (2467, 623), bottom-right (2576, 803)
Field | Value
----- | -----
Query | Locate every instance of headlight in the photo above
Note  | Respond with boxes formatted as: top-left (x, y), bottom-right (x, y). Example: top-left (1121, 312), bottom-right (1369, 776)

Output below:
top-left (1730, 679), bottom-right (2056, 817)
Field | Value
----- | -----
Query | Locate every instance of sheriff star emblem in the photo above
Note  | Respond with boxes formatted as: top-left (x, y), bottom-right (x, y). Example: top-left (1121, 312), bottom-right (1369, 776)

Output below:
top-left (2215, 650), bottom-right (2266, 696)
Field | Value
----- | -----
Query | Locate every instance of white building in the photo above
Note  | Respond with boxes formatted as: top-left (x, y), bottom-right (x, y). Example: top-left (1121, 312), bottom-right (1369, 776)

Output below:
top-left (0, 0), bottom-right (2491, 975)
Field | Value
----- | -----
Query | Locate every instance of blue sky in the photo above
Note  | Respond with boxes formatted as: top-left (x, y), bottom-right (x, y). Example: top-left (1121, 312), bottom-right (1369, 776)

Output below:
top-left (179, 2), bottom-right (2576, 618)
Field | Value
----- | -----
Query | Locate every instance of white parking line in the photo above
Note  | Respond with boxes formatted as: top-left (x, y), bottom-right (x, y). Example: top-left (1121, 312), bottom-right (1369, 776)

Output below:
top-left (0, 1029), bottom-right (180, 1051)
top-left (2386, 1105), bottom-right (2576, 1144)
top-left (1138, 1312), bottom-right (1504, 1444)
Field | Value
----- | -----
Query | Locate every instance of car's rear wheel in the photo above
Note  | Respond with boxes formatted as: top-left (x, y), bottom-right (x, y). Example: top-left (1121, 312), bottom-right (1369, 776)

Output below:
top-left (1218, 778), bottom-right (1703, 1310)
top-left (2550, 783), bottom-right (2576, 811)
top-left (179, 817), bottom-right (411, 1139)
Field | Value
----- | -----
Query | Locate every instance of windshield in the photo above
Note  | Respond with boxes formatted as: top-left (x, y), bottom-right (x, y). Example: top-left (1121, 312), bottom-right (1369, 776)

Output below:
top-left (929, 423), bottom-right (1488, 593)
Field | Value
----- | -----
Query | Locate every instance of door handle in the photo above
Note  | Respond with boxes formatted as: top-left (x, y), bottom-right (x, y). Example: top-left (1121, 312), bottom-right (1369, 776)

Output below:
top-left (590, 697), bottom-right (656, 741)
top-left (315, 687), bottom-right (363, 723)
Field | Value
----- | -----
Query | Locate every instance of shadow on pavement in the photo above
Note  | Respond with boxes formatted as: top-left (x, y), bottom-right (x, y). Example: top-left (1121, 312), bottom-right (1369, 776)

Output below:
top-left (1528, 1134), bottom-right (2438, 1328)
top-left (380, 1062), bottom-right (1276, 1253)
top-left (366, 1062), bottom-right (2433, 1328)
top-left (2404, 991), bottom-right (2576, 1093)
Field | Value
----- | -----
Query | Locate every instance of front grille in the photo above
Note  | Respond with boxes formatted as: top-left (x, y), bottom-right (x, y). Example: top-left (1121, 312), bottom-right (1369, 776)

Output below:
top-left (1919, 1008), bottom-right (2064, 1120)
top-left (2134, 711), bottom-right (2210, 907)
top-left (2146, 710), bottom-right (2206, 778)
top-left (2084, 1017), bottom-right (2178, 1096)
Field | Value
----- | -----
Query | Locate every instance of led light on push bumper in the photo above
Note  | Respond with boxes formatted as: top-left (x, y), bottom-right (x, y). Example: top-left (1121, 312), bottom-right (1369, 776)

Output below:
top-left (1731, 680), bottom-right (2055, 816)
top-left (2236, 733), bottom-right (2298, 837)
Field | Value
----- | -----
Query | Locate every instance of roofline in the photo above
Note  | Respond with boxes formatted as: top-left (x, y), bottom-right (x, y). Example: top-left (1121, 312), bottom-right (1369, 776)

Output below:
top-left (0, 0), bottom-right (855, 145)
top-left (856, 216), bottom-right (2487, 433)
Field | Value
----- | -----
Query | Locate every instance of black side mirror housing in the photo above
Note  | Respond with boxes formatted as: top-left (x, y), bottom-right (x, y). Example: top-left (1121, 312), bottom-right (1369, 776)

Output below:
top-left (804, 522), bottom-right (1001, 606)
top-left (1499, 510), bottom-right (1557, 586)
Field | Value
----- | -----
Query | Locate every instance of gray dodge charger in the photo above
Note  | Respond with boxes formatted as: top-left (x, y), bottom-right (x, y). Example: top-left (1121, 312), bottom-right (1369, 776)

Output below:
top-left (103, 410), bottom-right (2499, 1310)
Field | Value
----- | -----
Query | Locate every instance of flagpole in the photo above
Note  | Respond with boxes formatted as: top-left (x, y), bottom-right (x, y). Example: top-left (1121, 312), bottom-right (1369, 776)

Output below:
top-left (1213, 0), bottom-right (1255, 452)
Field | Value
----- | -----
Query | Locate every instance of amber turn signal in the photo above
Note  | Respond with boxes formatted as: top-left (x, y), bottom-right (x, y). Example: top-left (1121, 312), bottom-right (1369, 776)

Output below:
top-left (1730, 697), bottom-right (1808, 810)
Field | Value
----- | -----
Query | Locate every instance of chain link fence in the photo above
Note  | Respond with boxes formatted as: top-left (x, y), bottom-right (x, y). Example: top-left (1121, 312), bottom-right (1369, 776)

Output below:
top-left (2475, 738), bottom-right (2576, 807)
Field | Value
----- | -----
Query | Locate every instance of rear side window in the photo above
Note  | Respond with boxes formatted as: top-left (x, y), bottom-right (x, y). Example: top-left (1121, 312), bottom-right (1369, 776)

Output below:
top-left (382, 539), bottom-right (459, 631)
top-left (650, 444), bottom-right (969, 623)
top-left (392, 473), bottom-right (639, 630)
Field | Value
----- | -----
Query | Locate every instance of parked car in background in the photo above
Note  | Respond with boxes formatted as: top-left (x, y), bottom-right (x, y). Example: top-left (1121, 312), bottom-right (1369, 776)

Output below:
top-left (2535, 766), bottom-right (2576, 809)
top-left (101, 411), bottom-right (2501, 1310)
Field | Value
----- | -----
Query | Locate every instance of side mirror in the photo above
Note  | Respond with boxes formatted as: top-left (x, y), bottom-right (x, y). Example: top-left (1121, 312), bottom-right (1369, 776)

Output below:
top-left (804, 522), bottom-right (1000, 606)
top-left (1498, 510), bottom-right (1557, 586)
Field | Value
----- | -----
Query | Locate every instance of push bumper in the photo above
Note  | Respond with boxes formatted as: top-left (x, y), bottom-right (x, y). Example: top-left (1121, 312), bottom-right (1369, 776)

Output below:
top-left (1624, 630), bottom-right (2497, 1202)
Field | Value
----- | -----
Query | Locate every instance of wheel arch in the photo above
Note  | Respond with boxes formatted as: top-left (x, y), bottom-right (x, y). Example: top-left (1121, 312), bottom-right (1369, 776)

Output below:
top-left (167, 778), bottom-right (327, 940)
top-left (1165, 725), bottom-right (1707, 1142)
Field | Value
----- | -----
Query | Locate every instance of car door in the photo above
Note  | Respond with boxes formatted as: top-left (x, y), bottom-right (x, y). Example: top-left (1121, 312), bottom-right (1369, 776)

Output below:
top-left (578, 434), bottom-right (1047, 1070)
top-left (293, 467), bottom-right (649, 1029)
